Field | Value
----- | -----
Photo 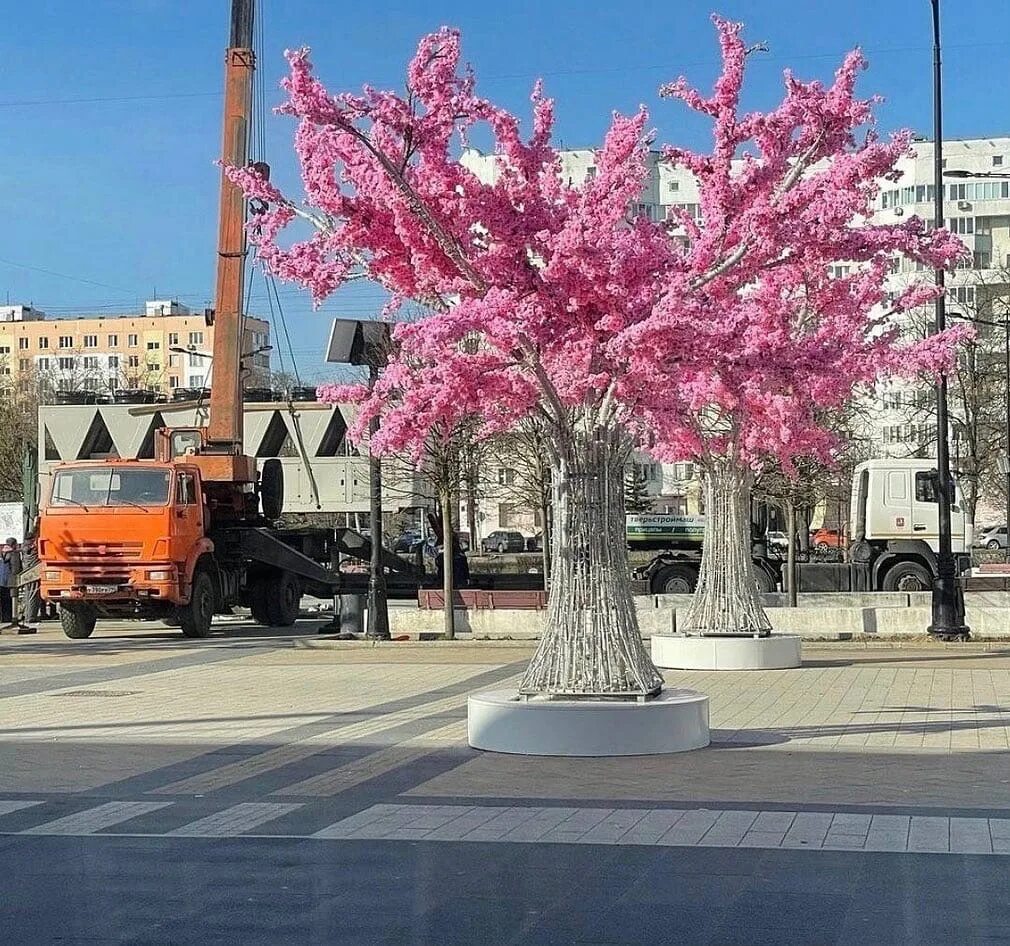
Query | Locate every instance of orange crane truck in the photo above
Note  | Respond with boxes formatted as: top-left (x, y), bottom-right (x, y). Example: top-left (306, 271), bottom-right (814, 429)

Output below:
top-left (39, 0), bottom-right (342, 639)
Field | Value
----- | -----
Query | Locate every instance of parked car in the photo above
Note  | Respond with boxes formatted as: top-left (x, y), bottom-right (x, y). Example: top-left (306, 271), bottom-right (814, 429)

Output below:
top-left (765, 531), bottom-right (789, 552)
top-left (392, 531), bottom-right (424, 554)
top-left (811, 528), bottom-right (844, 550)
top-left (481, 530), bottom-right (527, 554)
top-left (977, 525), bottom-right (1008, 550)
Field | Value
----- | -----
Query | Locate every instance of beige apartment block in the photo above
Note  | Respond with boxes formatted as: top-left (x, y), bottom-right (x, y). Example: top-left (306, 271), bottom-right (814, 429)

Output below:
top-left (0, 299), bottom-right (270, 396)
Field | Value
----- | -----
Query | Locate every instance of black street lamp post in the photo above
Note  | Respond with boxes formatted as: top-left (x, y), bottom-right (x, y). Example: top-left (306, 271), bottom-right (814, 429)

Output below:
top-left (927, 0), bottom-right (969, 639)
top-left (325, 318), bottom-right (392, 640)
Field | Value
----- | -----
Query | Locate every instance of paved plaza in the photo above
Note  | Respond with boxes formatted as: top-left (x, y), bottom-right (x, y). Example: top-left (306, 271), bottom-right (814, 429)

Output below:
top-left (3, 619), bottom-right (1010, 944)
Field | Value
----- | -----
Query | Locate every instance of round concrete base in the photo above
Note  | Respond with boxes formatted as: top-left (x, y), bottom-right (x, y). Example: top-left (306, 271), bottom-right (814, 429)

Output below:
top-left (467, 687), bottom-right (710, 756)
top-left (651, 634), bottom-right (802, 671)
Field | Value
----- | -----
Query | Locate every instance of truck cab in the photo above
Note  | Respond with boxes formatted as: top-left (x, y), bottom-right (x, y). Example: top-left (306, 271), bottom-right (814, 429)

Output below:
top-left (39, 460), bottom-right (212, 629)
top-left (849, 458), bottom-right (972, 591)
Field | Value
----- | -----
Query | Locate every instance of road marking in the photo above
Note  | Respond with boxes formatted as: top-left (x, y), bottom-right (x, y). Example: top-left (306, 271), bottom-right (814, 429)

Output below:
top-left (22, 801), bottom-right (171, 835)
top-left (166, 802), bottom-right (302, 837)
top-left (273, 720), bottom-right (467, 797)
top-left (151, 693), bottom-right (468, 795)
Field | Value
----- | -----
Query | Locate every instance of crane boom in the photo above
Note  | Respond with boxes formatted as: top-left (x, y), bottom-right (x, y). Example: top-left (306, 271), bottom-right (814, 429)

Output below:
top-left (207, 0), bottom-right (255, 452)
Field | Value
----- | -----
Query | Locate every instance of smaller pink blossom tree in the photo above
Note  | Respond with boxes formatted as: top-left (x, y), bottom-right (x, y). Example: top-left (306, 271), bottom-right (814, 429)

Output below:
top-left (229, 19), bottom-right (965, 694)
top-left (633, 17), bottom-right (968, 634)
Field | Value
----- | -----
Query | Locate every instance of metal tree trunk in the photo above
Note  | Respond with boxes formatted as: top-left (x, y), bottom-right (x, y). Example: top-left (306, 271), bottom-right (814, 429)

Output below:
top-left (682, 460), bottom-right (772, 637)
top-left (440, 489), bottom-right (456, 641)
top-left (520, 427), bottom-right (663, 698)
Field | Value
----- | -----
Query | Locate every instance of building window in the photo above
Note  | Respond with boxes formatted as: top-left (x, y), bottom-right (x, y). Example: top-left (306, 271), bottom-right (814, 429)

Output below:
top-left (18, 337), bottom-right (28, 350)
top-left (108, 377), bottom-right (119, 391)
top-left (188, 331), bottom-right (203, 346)
top-left (59, 336), bottom-right (73, 348)
top-left (168, 332), bottom-right (179, 346)
top-left (37, 357), bottom-right (50, 370)
top-left (108, 355), bottom-right (119, 369)
top-left (497, 468), bottom-right (516, 486)
top-left (994, 156), bottom-right (1004, 167)
top-left (668, 181), bottom-right (680, 192)
top-left (107, 334), bottom-right (118, 346)
top-left (146, 340), bottom-right (160, 350)
top-left (169, 376), bottom-right (179, 388)
top-left (188, 374), bottom-right (205, 387)
top-left (148, 363), bottom-right (160, 372)
top-left (38, 337), bottom-right (48, 349)
top-left (83, 334), bottom-right (98, 348)
top-left (128, 355), bottom-right (140, 368)
top-left (18, 358), bottom-right (29, 371)
top-left (497, 503), bottom-right (517, 528)
top-left (82, 356), bottom-right (98, 369)
top-left (188, 353), bottom-right (203, 368)
top-left (128, 334), bottom-right (138, 348)
top-left (58, 357), bottom-right (74, 370)
top-left (0, 345), bottom-right (9, 355)
top-left (169, 354), bottom-right (180, 368)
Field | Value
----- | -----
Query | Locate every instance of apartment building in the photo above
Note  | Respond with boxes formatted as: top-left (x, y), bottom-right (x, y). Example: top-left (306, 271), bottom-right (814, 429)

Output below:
top-left (868, 137), bottom-right (1010, 466)
top-left (463, 137), bottom-right (1010, 516)
top-left (0, 299), bottom-right (271, 396)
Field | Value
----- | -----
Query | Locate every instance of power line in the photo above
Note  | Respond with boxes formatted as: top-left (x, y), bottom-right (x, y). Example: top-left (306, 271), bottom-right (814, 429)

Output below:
top-left (0, 91), bottom-right (220, 108)
top-left (0, 257), bottom-right (141, 295)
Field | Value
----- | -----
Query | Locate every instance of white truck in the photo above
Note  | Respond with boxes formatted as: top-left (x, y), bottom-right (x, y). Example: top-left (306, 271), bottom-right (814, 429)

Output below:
top-left (633, 458), bottom-right (972, 595)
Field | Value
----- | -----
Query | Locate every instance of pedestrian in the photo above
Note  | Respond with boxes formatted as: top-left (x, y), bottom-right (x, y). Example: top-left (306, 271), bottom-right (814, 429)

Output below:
top-left (0, 539), bottom-right (15, 626)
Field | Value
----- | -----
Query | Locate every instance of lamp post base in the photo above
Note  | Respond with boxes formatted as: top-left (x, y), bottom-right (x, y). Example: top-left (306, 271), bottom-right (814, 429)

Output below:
top-left (927, 576), bottom-right (970, 641)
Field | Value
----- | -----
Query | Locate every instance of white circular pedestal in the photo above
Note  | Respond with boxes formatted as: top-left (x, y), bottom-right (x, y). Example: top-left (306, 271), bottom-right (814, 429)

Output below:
top-left (467, 687), bottom-right (710, 756)
top-left (651, 634), bottom-right (802, 671)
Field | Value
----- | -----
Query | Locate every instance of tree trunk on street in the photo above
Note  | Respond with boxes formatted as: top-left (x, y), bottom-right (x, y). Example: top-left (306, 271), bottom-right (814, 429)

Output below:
top-left (520, 424), bottom-right (662, 698)
top-left (682, 459), bottom-right (772, 636)
top-left (540, 495), bottom-right (552, 587)
top-left (440, 490), bottom-right (456, 640)
top-left (786, 499), bottom-right (798, 608)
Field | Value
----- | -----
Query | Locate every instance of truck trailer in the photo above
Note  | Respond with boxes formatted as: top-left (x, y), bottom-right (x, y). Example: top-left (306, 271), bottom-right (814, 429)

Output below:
top-left (633, 458), bottom-right (972, 595)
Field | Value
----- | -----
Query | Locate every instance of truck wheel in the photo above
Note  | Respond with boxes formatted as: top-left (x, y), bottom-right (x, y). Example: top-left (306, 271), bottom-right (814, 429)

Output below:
top-left (881, 561), bottom-right (932, 592)
top-left (651, 564), bottom-right (697, 595)
top-left (248, 581), bottom-right (271, 626)
top-left (988, 540), bottom-right (1001, 550)
top-left (264, 570), bottom-right (301, 627)
top-left (179, 570), bottom-right (215, 638)
top-left (752, 567), bottom-right (776, 594)
top-left (60, 605), bottom-right (97, 639)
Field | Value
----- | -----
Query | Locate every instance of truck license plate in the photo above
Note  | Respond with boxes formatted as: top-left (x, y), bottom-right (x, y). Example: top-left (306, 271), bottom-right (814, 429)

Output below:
top-left (84, 584), bottom-right (119, 595)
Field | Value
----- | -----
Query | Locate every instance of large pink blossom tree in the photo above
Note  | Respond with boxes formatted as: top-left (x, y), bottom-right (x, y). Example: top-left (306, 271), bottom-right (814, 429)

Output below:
top-left (230, 18), bottom-right (964, 695)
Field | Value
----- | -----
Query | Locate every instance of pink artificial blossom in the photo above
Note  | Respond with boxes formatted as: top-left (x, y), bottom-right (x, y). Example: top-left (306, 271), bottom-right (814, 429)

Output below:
top-left (229, 17), bottom-right (967, 471)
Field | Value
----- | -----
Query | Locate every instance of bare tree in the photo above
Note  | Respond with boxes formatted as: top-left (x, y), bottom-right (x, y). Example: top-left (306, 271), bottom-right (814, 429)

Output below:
top-left (485, 417), bottom-right (554, 580)
top-left (891, 270), bottom-right (1010, 524)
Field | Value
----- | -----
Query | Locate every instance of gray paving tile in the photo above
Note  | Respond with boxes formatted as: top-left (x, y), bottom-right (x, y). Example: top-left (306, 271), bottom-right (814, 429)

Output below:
top-left (864, 815), bottom-right (911, 853)
top-left (908, 816), bottom-right (950, 853)
top-left (166, 802), bottom-right (301, 837)
top-left (738, 830), bottom-right (789, 848)
top-left (697, 810), bottom-right (760, 846)
top-left (950, 817), bottom-right (992, 854)
top-left (781, 812), bottom-right (833, 849)
top-left (22, 801), bottom-right (172, 836)
top-left (656, 809), bottom-right (721, 845)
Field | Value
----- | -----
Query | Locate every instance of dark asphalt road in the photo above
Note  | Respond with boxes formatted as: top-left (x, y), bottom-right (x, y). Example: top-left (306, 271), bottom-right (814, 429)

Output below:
top-left (4, 834), bottom-right (1009, 946)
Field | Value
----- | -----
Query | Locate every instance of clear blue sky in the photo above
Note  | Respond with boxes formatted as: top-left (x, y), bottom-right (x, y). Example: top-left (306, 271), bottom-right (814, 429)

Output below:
top-left (1, 0), bottom-right (1007, 380)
